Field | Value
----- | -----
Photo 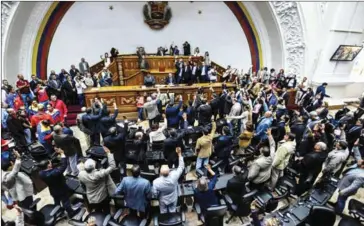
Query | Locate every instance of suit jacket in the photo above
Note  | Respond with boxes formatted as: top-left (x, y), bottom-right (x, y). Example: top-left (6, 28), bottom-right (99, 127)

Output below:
top-left (39, 157), bottom-right (69, 198)
top-left (165, 76), bottom-right (176, 85)
top-left (315, 85), bottom-right (330, 99)
top-left (53, 133), bottom-right (81, 157)
top-left (166, 101), bottom-right (182, 127)
top-left (226, 173), bottom-right (248, 204)
top-left (164, 134), bottom-right (184, 162)
top-left (99, 108), bottom-right (119, 135)
top-left (290, 122), bottom-right (305, 144)
top-left (197, 104), bottom-right (212, 125)
top-left (78, 153), bottom-right (116, 204)
top-left (79, 62), bottom-right (90, 74)
top-left (210, 97), bottom-right (220, 115)
top-left (30, 80), bottom-right (40, 92)
top-left (103, 123), bottom-right (128, 162)
top-left (82, 110), bottom-right (103, 133)
top-left (69, 68), bottom-right (80, 79)
top-left (347, 125), bottom-right (362, 144)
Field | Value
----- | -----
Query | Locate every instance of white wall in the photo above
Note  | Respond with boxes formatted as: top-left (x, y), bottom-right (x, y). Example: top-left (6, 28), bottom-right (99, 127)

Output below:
top-left (48, 2), bottom-right (252, 72)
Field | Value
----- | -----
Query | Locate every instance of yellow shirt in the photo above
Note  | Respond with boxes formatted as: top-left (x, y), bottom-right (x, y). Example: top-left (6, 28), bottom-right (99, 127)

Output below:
top-left (238, 130), bottom-right (253, 148)
top-left (196, 122), bottom-right (216, 158)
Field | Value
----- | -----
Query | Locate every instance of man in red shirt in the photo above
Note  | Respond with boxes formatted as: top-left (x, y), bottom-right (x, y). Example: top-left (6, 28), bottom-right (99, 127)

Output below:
top-left (16, 74), bottom-right (33, 108)
top-left (30, 104), bottom-right (54, 128)
top-left (50, 95), bottom-right (68, 120)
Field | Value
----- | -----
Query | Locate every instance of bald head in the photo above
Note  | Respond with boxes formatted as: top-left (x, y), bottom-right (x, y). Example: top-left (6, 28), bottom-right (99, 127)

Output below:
top-left (53, 125), bottom-right (62, 135)
top-left (160, 165), bottom-right (170, 177)
top-left (264, 111), bottom-right (272, 118)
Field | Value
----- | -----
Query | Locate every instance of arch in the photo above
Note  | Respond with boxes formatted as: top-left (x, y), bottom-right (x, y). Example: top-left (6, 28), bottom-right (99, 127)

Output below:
top-left (32, 1), bottom-right (263, 79)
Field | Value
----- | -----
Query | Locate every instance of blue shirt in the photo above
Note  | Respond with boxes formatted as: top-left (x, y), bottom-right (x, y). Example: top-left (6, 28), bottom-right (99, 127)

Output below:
top-left (255, 117), bottom-right (273, 140)
top-left (193, 175), bottom-right (219, 211)
top-left (1, 108), bottom-right (8, 129)
top-left (114, 176), bottom-right (151, 212)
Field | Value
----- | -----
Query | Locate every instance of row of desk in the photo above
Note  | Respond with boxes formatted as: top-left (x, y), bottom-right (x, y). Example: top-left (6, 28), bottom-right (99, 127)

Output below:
top-left (263, 177), bottom-right (339, 226)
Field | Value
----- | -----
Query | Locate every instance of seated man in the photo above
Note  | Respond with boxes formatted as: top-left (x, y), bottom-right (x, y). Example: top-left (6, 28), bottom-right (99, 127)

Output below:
top-left (193, 164), bottom-right (219, 213)
top-left (165, 73), bottom-right (176, 85)
top-left (144, 73), bottom-right (155, 87)
top-left (78, 146), bottom-right (116, 214)
top-left (152, 147), bottom-right (185, 213)
top-left (114, 165), bottom-right (151, 217)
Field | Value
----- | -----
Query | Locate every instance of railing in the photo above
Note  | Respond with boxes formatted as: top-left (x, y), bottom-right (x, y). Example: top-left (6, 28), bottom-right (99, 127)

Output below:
top-left (123, 70), bottom-right (143, 86)
top-left (89, 60), bottom-right (105, 75)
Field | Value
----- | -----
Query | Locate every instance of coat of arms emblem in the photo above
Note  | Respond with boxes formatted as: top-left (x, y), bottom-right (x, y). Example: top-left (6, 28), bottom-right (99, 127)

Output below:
top-left (143, 1), bottom-right (172, 30)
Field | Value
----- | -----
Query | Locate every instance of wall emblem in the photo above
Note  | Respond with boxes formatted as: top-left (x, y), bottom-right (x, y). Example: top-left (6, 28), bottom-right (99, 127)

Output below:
top-left (143, 1), bottom-right (172, 30)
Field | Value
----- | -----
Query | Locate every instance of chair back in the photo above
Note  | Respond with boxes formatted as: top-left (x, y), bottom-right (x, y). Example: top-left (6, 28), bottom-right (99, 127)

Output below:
top-left (238, 189), bottom-right (258, 216)
top-left (151, 140), bottom-right (165, 152)
top-left (158, 212), bottom-right (183, 226)
top-left (21, 208), bottom-right (45, 226)
top-left (85, 212), bottom-right (107, 226)
top-left (307, 205), bottom-right (336, 226)
top-left (205, 205), bottom-right (227, 226)
top-left (349, 199), bottom-right (364, 223)
top-left (140, 171), bottom-right (158, 183)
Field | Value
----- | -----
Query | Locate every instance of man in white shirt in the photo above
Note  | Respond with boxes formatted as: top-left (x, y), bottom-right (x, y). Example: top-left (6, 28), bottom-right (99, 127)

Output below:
top-left (149, 114), bottom-right (167, 143)
top-left (75, 75), bottom-right (87, 106)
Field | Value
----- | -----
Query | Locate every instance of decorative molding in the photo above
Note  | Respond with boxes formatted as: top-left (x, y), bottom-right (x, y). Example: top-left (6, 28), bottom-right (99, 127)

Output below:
top-left (19, 2), bottom-right (52, 76)
top-left (1, 1), bottom-right (18, 41)
top-left (271, 2), bottom-right (305, 77)
top-left (1, 1), bottom-right (19, 78)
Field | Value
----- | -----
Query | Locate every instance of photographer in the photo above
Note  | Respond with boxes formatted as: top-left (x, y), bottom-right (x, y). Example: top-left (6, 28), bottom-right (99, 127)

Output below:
top-left (74, 74), bottom-right (87, 106)
top-left (1, 150), bottom-right (34, 209)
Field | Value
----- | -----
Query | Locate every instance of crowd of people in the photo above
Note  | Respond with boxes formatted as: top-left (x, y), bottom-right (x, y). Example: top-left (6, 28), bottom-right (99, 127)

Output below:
top-left (2, 54), bottom-right (364, 225)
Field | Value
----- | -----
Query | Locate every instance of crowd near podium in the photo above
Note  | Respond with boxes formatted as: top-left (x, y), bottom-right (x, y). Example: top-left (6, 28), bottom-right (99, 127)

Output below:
top-left (2, 45), bottom-right (364, 226)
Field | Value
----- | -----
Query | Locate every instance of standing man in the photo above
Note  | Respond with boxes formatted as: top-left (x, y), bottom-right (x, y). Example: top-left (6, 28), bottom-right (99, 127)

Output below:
top-left (52, 125), bottom-right (82, 176)
top-left (114, 165), bottom-right (151, 217)
top-left (79, 58), bottom-right (90, 74)
top-left (50, 94), bottom-right (68, 121)
top-left (78, 146), bottom-right (116, 214)
top-left (315, 82), bottom-right (330, 100)
top-left (152, 147), bottom-right (185, 213)
top-left (16, 74), bottom-right (33, 108)
top-left (195, 119), bottom-right (216, 171)
top-left (69, 65), bottom-right (80, 79)
top-left (82, 106), bottom-right (103, 146)
top-left (143, 88), bottom-right (161, 128)
top-left (1, 150), bottom-right (34, 209)
top-left (270, 133), bottom-right (296, 190)
top-left (39, 148), bottom-right (77, 217)
top-left (76, 107), bottom-right (91, 148)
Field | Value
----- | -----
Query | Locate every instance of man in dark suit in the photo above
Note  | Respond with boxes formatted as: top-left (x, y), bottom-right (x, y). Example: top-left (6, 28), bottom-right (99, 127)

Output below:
top-left (290, 116), bottom-right (306, 146)
top-left (199, 62), bottom-right (209, 83)
top-left (164, 129), bottom-right (185, 168)
top-left (69, 65), bottom-right (80, 79)
top-left (175, 59), bottom-right (184, 84)
top-left (182, 62), bottom-right (191, 84)
top-left (157, 46), bottom-right (168, 56)
top-left (190, 62), bottom-right (199, 83)
top-left (186, 100), bottom-right (196, 127)
top-left (347, 119), bottom-right (363, 151)
top-left (6, 109), bottom-right (27, 149)
top-left (166, 95), bottom-right (183, 129)
top-left (209, 92), bottom-right (220, 120)
top-left (30, 74), bottom-right (41, 93)
top-left (82, 104), bottom-right (103, 146)
top-left (280, 87), bottom-right (290, 106)
top-left (183, 41), bottom-right (191, 56)
top-left (53, 125), bottom-right (82, 176)
top-left (39, 148), bottom-right (77, 217)
top-left (197, 99), bottom-right (212, 126)
top-left (99, 102), bottom-right (118, 138)
top-left (165, 73), bottom-right (176, 85)
top-left (226, 166), bottom-right (248, 204)
top-left (315, 82), bottom-right (330, 100)
top-left (103, 122), bottom-right (129, 167)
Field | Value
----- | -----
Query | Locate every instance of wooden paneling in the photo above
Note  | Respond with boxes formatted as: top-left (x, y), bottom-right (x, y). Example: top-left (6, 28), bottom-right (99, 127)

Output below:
top-left (84, 82), bottom-right (236, 118)
top-left (89, 60), bottom-right (105, 75)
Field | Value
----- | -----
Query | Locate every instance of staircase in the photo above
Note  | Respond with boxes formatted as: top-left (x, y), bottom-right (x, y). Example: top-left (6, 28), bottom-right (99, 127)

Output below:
top-left (66, 105), bottom-right (82, 126)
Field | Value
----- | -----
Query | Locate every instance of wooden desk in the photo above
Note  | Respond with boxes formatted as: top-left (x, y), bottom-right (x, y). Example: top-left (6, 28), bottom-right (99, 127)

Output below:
top-left (84, 83), bottom-right (236, 118)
